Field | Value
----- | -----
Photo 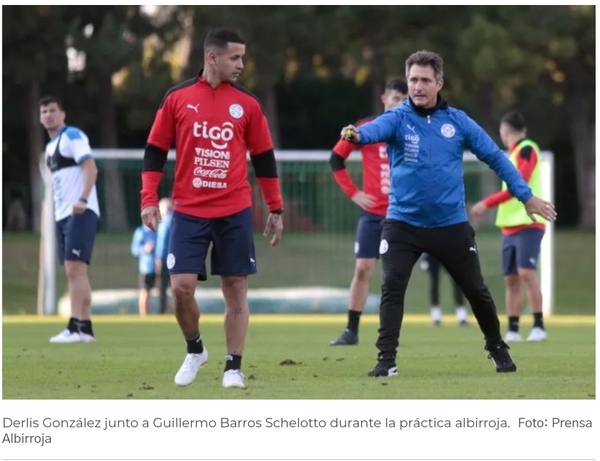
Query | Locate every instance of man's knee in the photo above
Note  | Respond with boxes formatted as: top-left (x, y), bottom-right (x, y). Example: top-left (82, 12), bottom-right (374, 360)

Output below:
top-left (355, 258), bottom-right (376, 281)
top-left (382, 270), bottom-right (410, 293)
top-left (171, 275), bottom-right (197, 301)
top-left (517, 268), bottom-right (539, 287)
top-left (64, 261), bottom-right (88, 281)
top-left (504, 274), bottom-right (521, 290)
top-left (221, 276), bottom-right (248, 312)
top-left (221, 276), bottom-right (247, 300)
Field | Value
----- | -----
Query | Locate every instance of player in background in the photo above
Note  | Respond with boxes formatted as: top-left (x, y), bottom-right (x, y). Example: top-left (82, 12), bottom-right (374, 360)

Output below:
top-left (329, 79), bottom-right (408, 346)
top-left (40, 96), bottom-right (100, 344)
top-left (419, 253), bottom-right (469, 326)
top-left (470, 111), bottom-right (547, 342)
top-left (140, 28), bottom-right (283, 389)
top-left (130, 223), bottom-right (157, 317)
top-left (155, 197), bottom-right (174, 314)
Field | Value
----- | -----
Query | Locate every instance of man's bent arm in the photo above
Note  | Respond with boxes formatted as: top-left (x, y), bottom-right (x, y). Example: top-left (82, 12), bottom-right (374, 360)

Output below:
top-left (463, 116), bottom-right (533, 203)
top-left (79, 158), bottom-right (98, 201)
top-left (356, 110), bottom-right (399, 145)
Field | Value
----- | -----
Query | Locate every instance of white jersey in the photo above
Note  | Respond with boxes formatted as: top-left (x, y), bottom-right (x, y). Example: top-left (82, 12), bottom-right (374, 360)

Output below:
top-left (44, 125), bottom-right (100, 221)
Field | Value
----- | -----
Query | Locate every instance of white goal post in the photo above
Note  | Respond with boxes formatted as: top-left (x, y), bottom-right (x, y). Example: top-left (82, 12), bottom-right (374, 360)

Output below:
top-left (38, 149), bottom-right (555, 316)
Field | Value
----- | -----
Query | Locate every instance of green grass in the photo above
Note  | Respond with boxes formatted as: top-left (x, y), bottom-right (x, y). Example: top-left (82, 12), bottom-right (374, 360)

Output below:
top-left (2, 315), bottom-right (595, 399)
top-left (1, 230), bottom-right (596, 315)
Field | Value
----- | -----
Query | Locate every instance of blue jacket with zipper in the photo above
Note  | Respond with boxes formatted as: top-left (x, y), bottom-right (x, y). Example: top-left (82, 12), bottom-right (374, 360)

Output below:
top-left (357, 97), bottom-right (533, 228)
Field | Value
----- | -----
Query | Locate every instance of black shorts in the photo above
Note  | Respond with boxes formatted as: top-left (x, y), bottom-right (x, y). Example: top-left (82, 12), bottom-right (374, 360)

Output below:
top-left (354, 210), bottom-right (385, 259)
top-left (167, 207), bottom-right (256, 281)
top-left (56, 209), bottom-right (99, 265)
top-left (139, 273), bottom-right (156, 290)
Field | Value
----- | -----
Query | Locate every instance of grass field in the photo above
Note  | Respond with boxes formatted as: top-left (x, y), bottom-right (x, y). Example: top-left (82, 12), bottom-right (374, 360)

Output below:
top-left (1, 229), bottom-right (596, 315)
top-left (2, 314), bottom-right (595, 400)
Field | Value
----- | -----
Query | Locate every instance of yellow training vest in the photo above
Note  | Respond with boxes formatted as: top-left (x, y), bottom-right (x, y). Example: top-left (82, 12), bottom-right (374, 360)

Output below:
top-left (495, 139), bottom-right (545, 228)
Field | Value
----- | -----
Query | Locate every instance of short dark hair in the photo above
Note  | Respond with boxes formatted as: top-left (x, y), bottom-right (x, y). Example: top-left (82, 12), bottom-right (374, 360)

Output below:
top-left (385, 78), bottom-right (408, 94)
top-left (203, 28), bottom-right (245, 53)
top-left (405, 50), bottom-right (444, 81)
top-left (501, 111), bottom-right (527, 131)
top-left (39, 96), bottom-right (64, 110)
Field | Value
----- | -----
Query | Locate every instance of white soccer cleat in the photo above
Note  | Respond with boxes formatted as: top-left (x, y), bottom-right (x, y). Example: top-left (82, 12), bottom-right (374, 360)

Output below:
top-left (174, 349), bottom-right (209, 387)
top-left (49, 329), bottom-right (82, 344)
top-left (222, 369), bottom-right (246, 389)
top-left (526, 327), bottom-right (547, 342)
top-left (504, 331), bottom-right (523, 343)
top-left (80, 333), bottom-right (96, 343)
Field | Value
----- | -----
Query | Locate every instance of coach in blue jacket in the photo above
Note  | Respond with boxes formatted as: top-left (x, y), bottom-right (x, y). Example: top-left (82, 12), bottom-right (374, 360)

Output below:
top-left (342, 50), bottom-right (557, 378)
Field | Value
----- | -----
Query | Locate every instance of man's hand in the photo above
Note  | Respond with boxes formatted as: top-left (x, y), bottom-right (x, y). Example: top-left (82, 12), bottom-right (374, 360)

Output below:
top-left (352, 191), bottom-right (376, 210)
top-left (341, 125), bottom-right (360, 143)
top-left (72, 199), bottom-right (87, 215)
top-left (470, 201), bottom-right (488, 218)
top-left (263, 212), bottom-right (283, 247)
top-left (141, 205), bottom-right (161, 231)
top-left (144, 242), bottom-right (155, 253)
top-left (525, 196), bottom-right (557, 222)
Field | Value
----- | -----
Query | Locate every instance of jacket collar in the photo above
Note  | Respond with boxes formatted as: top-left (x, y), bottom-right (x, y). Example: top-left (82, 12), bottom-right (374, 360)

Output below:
top-left (408, 94), bottom-right (448, 116)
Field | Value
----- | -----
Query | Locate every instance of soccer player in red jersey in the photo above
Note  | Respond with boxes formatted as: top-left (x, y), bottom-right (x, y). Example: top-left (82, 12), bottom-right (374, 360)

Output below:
top-left (329, 79), bottom-right (407, 346)
top-left (140, 28), bottom-right (284, 389)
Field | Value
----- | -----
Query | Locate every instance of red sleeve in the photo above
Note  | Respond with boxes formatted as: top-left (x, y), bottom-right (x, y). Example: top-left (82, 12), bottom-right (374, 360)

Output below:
top-left (331, 138), bottom-right (360, 198)
top-left (483, 146), bottom-right (538, 208)
top-left (141, 95), bottom-right (175, 209)
top-left (246, 103), bottom-right (273, 155)
top-left (332, 167), bottom-right (359, 198)
top-left (332, 138), bottom-right (356, 159)
top-left (147, 94), bottom-right (176, 152)
top-left (248, 103), bottom-right (282, 212)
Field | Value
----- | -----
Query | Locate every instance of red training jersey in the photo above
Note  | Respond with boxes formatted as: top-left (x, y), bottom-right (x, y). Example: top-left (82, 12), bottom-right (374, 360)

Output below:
top-left (146, 76), bottom-right (282, 218)
top-left (483, 139), bottom-right (545, 235)
top-left (331, 117), bottom-right (390, 216)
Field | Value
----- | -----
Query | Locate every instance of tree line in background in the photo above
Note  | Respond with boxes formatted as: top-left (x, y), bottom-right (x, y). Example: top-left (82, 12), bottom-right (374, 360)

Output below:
top-left (2, 5), bottom-right (595, 231)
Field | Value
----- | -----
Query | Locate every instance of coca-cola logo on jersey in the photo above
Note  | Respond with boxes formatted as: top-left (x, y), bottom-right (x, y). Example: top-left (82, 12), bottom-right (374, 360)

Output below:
top-left (193, 167), bottom-right (228, 179)
top-left (193, 121), bottom-right (234, 149)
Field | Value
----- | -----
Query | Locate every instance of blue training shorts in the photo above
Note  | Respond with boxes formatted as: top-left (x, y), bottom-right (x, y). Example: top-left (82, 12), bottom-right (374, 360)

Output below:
top-left (167, 207), bottom-right (256, 281)
top-left (56, 209), bottom-right (98, 265)
top-left (501, 228), bottom-right (545, 275)
top-left (354, 210), bottom-right (385, 259)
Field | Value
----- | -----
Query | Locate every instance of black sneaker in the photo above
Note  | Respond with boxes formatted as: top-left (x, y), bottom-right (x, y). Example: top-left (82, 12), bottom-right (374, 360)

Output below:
top-left (432, 319), bottom-right (441, 327)
top-left (485, 341), bottom-right (517, 373)
top-left (459, 319), bottom-right (470, 327)
top-left (367, 354), bottom-right (398, 377)
top-left (329, 328), bottom-right (358, 346)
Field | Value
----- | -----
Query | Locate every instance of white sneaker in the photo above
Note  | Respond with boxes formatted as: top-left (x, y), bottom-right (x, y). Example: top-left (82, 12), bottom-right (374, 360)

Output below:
top-left (49, 329), bottom-right (82, 343)
top-left (527, 327), bottom-right (547, 342)
top-left (222, 369), bottom-right (246, 389)
top-left (174, 349), bottom-right (209, 387)
top-left (80, 333), bottom-right (96, 343)
top-left (504, 331), bottom-right (523, 343)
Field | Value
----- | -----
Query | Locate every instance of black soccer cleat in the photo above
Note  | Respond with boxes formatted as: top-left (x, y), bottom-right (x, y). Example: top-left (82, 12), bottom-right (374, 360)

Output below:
top-left (329, 328), bottom-right (358, 346)
top-left (367, 354), bottom-right (398, 377)
top-left (485, 340), bottom-right (517, 373)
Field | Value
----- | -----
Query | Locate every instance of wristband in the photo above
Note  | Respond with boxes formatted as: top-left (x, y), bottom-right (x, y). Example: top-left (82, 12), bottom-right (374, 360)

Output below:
top-left (79, 197), bottom-right (88, 204)
top-left (271, 209), bottom-right (284, 215)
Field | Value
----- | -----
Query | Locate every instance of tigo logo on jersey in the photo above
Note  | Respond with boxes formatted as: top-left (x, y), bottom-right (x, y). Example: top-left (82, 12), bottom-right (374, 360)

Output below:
top-left (441, 124), bottom-right (455, 138)
top-left (193, 121), bottom-right (234, 149)
top-left (229, 104), bottom-right (244, 119)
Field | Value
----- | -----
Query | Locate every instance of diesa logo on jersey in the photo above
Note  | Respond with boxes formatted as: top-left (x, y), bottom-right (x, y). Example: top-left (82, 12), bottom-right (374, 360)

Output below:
top-left (193, 121), bottom-right (234, 149)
